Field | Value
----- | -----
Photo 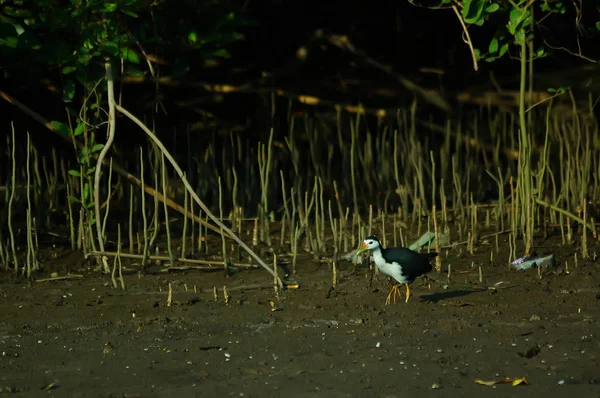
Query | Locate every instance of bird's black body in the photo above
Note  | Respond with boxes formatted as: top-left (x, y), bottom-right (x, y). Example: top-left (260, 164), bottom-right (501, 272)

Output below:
top-left (379, 245), bottom-right (437, 282)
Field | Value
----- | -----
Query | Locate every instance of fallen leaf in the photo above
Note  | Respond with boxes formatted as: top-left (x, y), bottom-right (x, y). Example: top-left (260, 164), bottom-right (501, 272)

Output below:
top-left (512, 377), bottom-right (528, 386)
top-left (474, 376), bottom-right (528, 386)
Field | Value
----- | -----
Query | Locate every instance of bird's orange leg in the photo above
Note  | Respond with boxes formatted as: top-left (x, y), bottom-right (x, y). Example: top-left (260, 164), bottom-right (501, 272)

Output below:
top-left (404, 284), bottom-right (411, 303)
top-left (385, 284), bottom-right (403, 305)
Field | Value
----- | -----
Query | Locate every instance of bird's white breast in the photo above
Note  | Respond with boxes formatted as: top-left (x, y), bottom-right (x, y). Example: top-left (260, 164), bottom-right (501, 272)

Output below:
top-left (372, 250), bottom-right (408, 284)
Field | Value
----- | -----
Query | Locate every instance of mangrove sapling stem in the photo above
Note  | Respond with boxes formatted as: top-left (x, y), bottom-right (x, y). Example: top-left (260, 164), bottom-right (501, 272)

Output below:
top-left (128, 185), bottom-right (134, 253)
top-left (181, 174), bottom-right (189, 258)
top-left (516, 33), bottom-right (534, 253)
top-left (115, 103), bottom-right (284, 287)
top-left (218, 176), bottom-right (228, 275)
top-left (149, 168), bottom-right (160, 249)
top-left (8, 122), bottom-right (18, 272)
top-left (140, 149), bottom-right (149, 266)
top-left (319, 177), bottom-right (326, 251)
top-left (329, 200), bottom-right (338, 257)
top-left (93, 60), bottom-right (118, 274)
top-left (290, 187), bottom-right (297, 252)
top-left (430, 151), bottom-right (436, 212)
top-left (279, 213), bottom-right (287, 250)
top-left (280, 171), bottom-right (291, 233)
top-left (67, 185), bottom-right (76, 249)
top-left (204, 214), bottom-right (209, 255)
top-left (101, 159), bottom-right (114, 242)
top-left (0, 234), bottom-right (7, 271)
top-left (161, 154), bottom-right (175, 266)
top-left (252, 217), bottom-right (259, 247)
top-left (432, 205), bottom-right (441, 273)
top-left (258, 128), bottom-right (274, 243)
top-left (273, 254), bottom-right (280, 301)
top-left (510, 176), bottom-right (517, 254)
top-left (582, 200), bottom-right (589, 259)
top-left (111, 225), bottom-right (119, 288)
top-left (440, 178), bottom-right (448, 232)
top-left (232, 165), bottom-right (239, 226)
top-left (508, 233), bottom-right (514, 266)
top-left (314, 178), bottom-right (321, 251)
top-left (190, 192), bottom-right (196, 254)
top-left (292, 223), bottom-right (300, 274)
top-left (77, 208), bottom-right (84, 251)
top-left (381, 211), bottom-right (386, 249)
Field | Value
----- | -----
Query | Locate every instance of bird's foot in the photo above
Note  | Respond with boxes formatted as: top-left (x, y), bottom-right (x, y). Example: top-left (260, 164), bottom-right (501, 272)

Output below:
top-left (385, 284), bottom-right (403, 305)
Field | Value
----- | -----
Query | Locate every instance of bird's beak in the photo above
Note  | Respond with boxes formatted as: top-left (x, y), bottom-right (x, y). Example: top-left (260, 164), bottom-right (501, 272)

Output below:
top-left (355, 242), bottom-right (368, 256)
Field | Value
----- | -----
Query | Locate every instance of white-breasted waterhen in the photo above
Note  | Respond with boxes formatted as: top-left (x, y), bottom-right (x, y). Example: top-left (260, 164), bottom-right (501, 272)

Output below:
top-left (356, 235), bottom-right (437, 304)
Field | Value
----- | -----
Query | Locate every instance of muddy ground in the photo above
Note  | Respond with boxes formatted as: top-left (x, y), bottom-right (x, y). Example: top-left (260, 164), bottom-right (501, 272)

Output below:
top-left (0, 231), bottom-right (599, 398)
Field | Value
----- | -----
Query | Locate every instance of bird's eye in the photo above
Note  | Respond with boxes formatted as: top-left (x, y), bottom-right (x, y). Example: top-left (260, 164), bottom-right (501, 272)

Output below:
top-left (367, 240), bottom-right (373, 244)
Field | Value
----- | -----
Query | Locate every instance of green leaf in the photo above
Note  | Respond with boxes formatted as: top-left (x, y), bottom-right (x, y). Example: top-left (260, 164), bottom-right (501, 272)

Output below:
top-left (86, 167), bottom-right (96, 175)
top-left (0, 23), bottom-right (18, 48)
top-left (462, 0), bottom-right (486, 24)
top-left (121, 9), bottom-right (138, 18)
top-left (62, 80), bottom-right (75, 103)
top-left (498, 43), bottom-right (509, 57)
top-left (514, 30), bottom-right (525, 42)
top-left (536, 46), bottom-right (545, 58)
top-left (68, 169), bottom-right (81, 177)
top-left (508, 8), bottom-right (531, 35)
top-left (596, 21), bottom-right (600, 31)
top-left (120, 47), bottom-right (140, 64)
top-left (67, 195), bottom-right (81, 204)
top-left (50, 121), bottom-right (71, 137)
top-left (91, 143), bottom-right (104, 153)
top-left (83, 183), bottom-right (90, 200)
top-left (188, 30), bottom-right (198, 44)
top-left (102, 41), bottom-right (119, 56)
top-left (62, 65), bottom-right (76, 74)
top-left (74, 122), bottom-right (85, 136)
top-left (488, 37), bottom-right (499, 54)
top-left (485, 4), bottom-right (500, 13)
top-left (2, 6), bottom-right (33, 18)
top-left (103, 2), bottom-right (117, 12)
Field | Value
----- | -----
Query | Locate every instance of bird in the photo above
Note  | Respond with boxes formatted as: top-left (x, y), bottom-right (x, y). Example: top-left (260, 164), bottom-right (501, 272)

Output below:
top-left (355, 235), bottom-right (437, 304)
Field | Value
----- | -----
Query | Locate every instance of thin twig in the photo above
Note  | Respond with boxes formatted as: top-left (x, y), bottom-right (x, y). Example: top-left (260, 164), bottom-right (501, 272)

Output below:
top-left (113, 103), bottom-right (284, 287)
top-left (88, 250), bottom-right (259, 268)
top-left (451, 4), bottom-right (478, 71)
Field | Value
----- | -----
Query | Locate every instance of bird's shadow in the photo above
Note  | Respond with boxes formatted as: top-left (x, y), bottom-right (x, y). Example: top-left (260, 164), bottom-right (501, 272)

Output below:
top-left (419, 288), bottom-right (485, 303)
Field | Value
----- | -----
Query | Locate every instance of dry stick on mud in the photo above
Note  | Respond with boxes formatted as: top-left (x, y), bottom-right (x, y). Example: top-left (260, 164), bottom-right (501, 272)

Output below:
top-left (113, 103), bottom-right (284, 288)
top-left (0, 88), bottom-right (229, 240)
